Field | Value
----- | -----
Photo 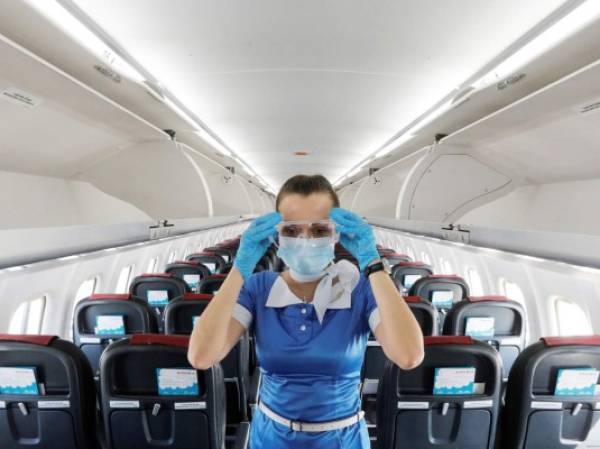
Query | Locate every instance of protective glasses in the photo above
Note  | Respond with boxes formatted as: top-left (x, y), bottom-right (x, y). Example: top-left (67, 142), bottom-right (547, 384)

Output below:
top-left (277, 219), bottom-right (337, 239)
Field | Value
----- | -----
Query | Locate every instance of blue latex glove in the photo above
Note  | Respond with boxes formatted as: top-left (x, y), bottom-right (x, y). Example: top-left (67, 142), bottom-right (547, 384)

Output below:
top-left (233, 212), bottom-right (282, 280)
top-left (330, 207), bottom-right (379, 272)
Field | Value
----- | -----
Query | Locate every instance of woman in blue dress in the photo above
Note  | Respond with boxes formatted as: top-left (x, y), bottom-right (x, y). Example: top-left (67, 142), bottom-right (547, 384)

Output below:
top-left (189, 174), bottom-right (424, 449)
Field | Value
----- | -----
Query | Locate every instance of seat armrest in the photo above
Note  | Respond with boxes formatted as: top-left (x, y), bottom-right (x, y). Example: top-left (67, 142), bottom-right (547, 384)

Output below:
top-left (232, 422), bottom-right (250, 449)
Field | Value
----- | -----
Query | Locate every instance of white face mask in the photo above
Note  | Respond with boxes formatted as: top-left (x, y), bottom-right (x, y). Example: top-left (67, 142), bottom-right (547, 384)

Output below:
top-left (276, 236), bottom-right (335, 281)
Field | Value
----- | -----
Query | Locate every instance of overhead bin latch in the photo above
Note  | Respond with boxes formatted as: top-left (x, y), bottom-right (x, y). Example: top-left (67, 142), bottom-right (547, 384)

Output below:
top-left (441, 224), bottom-right (470, 244)
top-left (149, 219), bottom-right (174, 240)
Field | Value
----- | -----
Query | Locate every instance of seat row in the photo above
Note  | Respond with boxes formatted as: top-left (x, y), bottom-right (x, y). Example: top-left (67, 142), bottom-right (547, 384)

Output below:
top-left (3, 332), bottom-right (600, 449)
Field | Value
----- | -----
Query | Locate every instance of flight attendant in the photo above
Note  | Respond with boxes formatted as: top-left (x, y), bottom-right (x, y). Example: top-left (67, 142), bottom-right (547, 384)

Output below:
top-left (189, 174), bottom-right (424, 449)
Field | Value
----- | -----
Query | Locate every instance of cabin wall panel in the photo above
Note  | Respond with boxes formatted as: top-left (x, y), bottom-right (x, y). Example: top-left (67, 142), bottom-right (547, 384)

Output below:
top-left (0, 221), bottom-right (247, 336)
top-left (375, 227), bottom-right (600, 342)
top-left (0, 169), bottom-right (150, 229)
top-left (457, 178), bottom-right (600, 236)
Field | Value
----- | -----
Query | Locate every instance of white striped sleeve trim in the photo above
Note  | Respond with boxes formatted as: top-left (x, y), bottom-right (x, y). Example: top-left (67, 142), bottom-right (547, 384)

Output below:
top-left (232, 303), bottom-right (253, 330)
top-left (368, 308), bottom-right (381, 333)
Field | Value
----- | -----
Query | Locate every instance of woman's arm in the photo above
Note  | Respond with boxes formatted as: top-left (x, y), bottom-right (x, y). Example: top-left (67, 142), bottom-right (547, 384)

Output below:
top-left (330, 207), bottom-right (424, 370)
top-left (368, 266), bottom-right (424, 370)
top-left (187, 211), bottom-right (281, 370)
top-left (187, 268), bottom-right (246, 370)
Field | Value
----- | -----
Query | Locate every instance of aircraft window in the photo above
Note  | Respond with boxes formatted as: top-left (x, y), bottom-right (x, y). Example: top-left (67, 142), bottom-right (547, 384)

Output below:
top-left (147, 257), bottom-right (158, 273)
top-left (466, 268), bottom-right (484, 296)
top-left (500, 279), bottom-right (526, 307)
top-left (421, 252), bottom-right (432, 265)
top-left (500, 279), bottom-right (529, 342)
top-left (168, 251), bottom-right (177, 264)
top-left (440, 257), bottom-right (453, 275)
top-left (8, 296), bottom-right (46, 334)
top-left (69, 277), bottom-right (98, 339)
top-left (555, 298), bottom-right (593, 336)
top-left (116, 265), bottom-right (133, 293)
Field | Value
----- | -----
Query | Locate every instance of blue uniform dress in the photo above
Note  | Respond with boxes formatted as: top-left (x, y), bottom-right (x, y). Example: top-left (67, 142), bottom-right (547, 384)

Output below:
top-left (232, 261), bottom-right (380, 449)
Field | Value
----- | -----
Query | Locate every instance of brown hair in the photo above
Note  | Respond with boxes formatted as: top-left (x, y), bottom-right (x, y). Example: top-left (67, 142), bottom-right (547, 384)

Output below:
top-left (275, 174), bottom-right (340, 210)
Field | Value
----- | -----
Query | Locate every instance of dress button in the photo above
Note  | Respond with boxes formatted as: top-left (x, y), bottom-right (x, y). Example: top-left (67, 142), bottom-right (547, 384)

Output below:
top-left (301, 308), bottom-right (307, 314)
top-left (300, 324), bottom-right (306, 331)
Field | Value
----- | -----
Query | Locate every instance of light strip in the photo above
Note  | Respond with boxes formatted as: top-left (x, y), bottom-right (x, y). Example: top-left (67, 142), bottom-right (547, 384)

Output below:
top-left (472, 0), bottom-right (600, 88)
top-left (337, 1), bottom-right (600, 189)
top-left (27, 0), bottom-right (274, 192)
top-left (24, 0), bottom-right (145, 83)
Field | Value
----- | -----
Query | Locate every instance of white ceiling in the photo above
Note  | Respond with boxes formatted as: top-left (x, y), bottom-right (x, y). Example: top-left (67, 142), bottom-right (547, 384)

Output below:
top-left (71, 0), bottom-right (568, 188)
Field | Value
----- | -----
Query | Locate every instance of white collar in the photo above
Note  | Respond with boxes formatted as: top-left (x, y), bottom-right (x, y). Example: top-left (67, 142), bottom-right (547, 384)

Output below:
top-left (265, 260), bottom-right (360, 324)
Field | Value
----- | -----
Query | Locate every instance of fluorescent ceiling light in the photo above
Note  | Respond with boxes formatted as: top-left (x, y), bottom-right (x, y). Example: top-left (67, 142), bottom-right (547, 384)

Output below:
top-left (25, 0), bottom-right (145, 83)
top-left (375, 133), bottom-right (416, 158)
top-left (346, 166), bottom-right (362, 178)
top-left (194, 128), bottom-right (232, 157)
top-left (473, 0), bottom-right (600, 88)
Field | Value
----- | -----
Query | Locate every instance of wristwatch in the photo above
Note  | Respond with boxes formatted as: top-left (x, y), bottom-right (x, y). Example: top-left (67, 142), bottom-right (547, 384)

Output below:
top-left (365, 258), bottom-right (391, 278)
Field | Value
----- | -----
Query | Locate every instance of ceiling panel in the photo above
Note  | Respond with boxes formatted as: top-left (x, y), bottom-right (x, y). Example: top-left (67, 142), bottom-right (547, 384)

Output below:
top-left (73, 0), bottom-right (568, 187)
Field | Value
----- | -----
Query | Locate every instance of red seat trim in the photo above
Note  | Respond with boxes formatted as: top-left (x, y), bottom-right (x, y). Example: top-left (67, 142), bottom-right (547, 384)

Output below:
top-left (541, 336), bottom-right (600, 347)
top-left (140, 273), bottom-right (173, 278)
top-left (182, 293), bottom-right (214, 301)
top-left (208, 274), bottom-right (227, 279)
top-left (0, 334), bottom-right (57, 346)
top-left (425, 336), bottom-right (473, 345)
top-left (188, 252), bottom-right (216, 257)
top-left (130, 334), bottom-right (190, 348)
top-left (467, 295), bottom-right (508, 303)
top-left (404, 296), bottom-right (423, 304)
top-left (90, 293), bottom-right (131, 301)
top-left (393, 261), bottom-right (428, 268)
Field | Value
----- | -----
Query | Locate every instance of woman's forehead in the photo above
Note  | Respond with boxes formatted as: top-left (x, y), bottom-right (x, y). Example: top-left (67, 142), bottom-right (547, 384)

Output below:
top-left (278, 193), bottom-right (333, 221)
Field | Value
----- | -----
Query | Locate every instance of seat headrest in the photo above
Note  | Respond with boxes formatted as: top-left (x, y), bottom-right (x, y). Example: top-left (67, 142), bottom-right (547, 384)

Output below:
top-left (541, 336), bottom-right (600, 347)
top-left (90, 293), bottom-right (132, 301)
top-left (0, 334), bottom-right (58, 346)
top-left (467, 295), bottom-right (508, 303)
top-left (170, 261), bottom-right (201, 266)
top-left (140, 273), bottom-right (173, 279)
top-left (129, 334), bottom-right (189, 348)
top-left (425, 336), bottom-right (473, 346)
top-left (427, 274), bottom-right (463, 280)
top-left (182, 293), bottom-right (214, 301)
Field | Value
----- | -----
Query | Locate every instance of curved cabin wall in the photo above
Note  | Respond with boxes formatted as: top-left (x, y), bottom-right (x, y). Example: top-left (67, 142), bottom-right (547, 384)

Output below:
top-left (0, 170), bottom-right (150, 229)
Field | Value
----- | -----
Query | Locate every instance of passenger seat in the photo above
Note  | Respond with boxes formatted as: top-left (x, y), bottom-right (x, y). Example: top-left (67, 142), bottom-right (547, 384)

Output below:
top-left (100, 334), bottom-right (231, 449)
top-left (0, 334), bottom-right (98, 449)
top-left (164, 293), bottom-right (251, 423)
top-left (165, 261), bottom-right (211, 292)
top-left (129, 273), bottom-right (190, 331)
top-left (377, 336), bottom-right (502, 449)
top-left (73, 293), bottom-right (158, 376)
top-left (391, 261), bottom-right (433, 293)
top-left (443, 295), bottom-right (526, 379)
top-left (503, 336), bottom-right (600, 449)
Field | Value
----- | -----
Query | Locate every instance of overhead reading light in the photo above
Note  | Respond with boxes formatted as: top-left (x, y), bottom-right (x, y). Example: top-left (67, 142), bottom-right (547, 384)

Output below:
top-left (472, 0), bottom-right (600, 89)
top-left (25, 0), bottom-right (145, 83)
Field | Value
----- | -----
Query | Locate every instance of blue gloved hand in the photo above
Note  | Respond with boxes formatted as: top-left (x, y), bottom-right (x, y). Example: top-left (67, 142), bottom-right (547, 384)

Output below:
top-left (330, 207), bottom-right (379, 272)
top-left (233, 212), bottom-right (282, 280)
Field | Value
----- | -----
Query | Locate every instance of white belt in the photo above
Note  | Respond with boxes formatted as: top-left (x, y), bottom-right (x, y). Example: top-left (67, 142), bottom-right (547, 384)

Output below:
top-left (258, 401), bottom-right (364, 432)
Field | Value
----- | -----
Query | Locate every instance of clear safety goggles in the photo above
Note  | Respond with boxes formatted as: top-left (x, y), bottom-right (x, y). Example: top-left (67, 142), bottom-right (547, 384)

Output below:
top-left (277, 219), bottom-right (337, 239)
